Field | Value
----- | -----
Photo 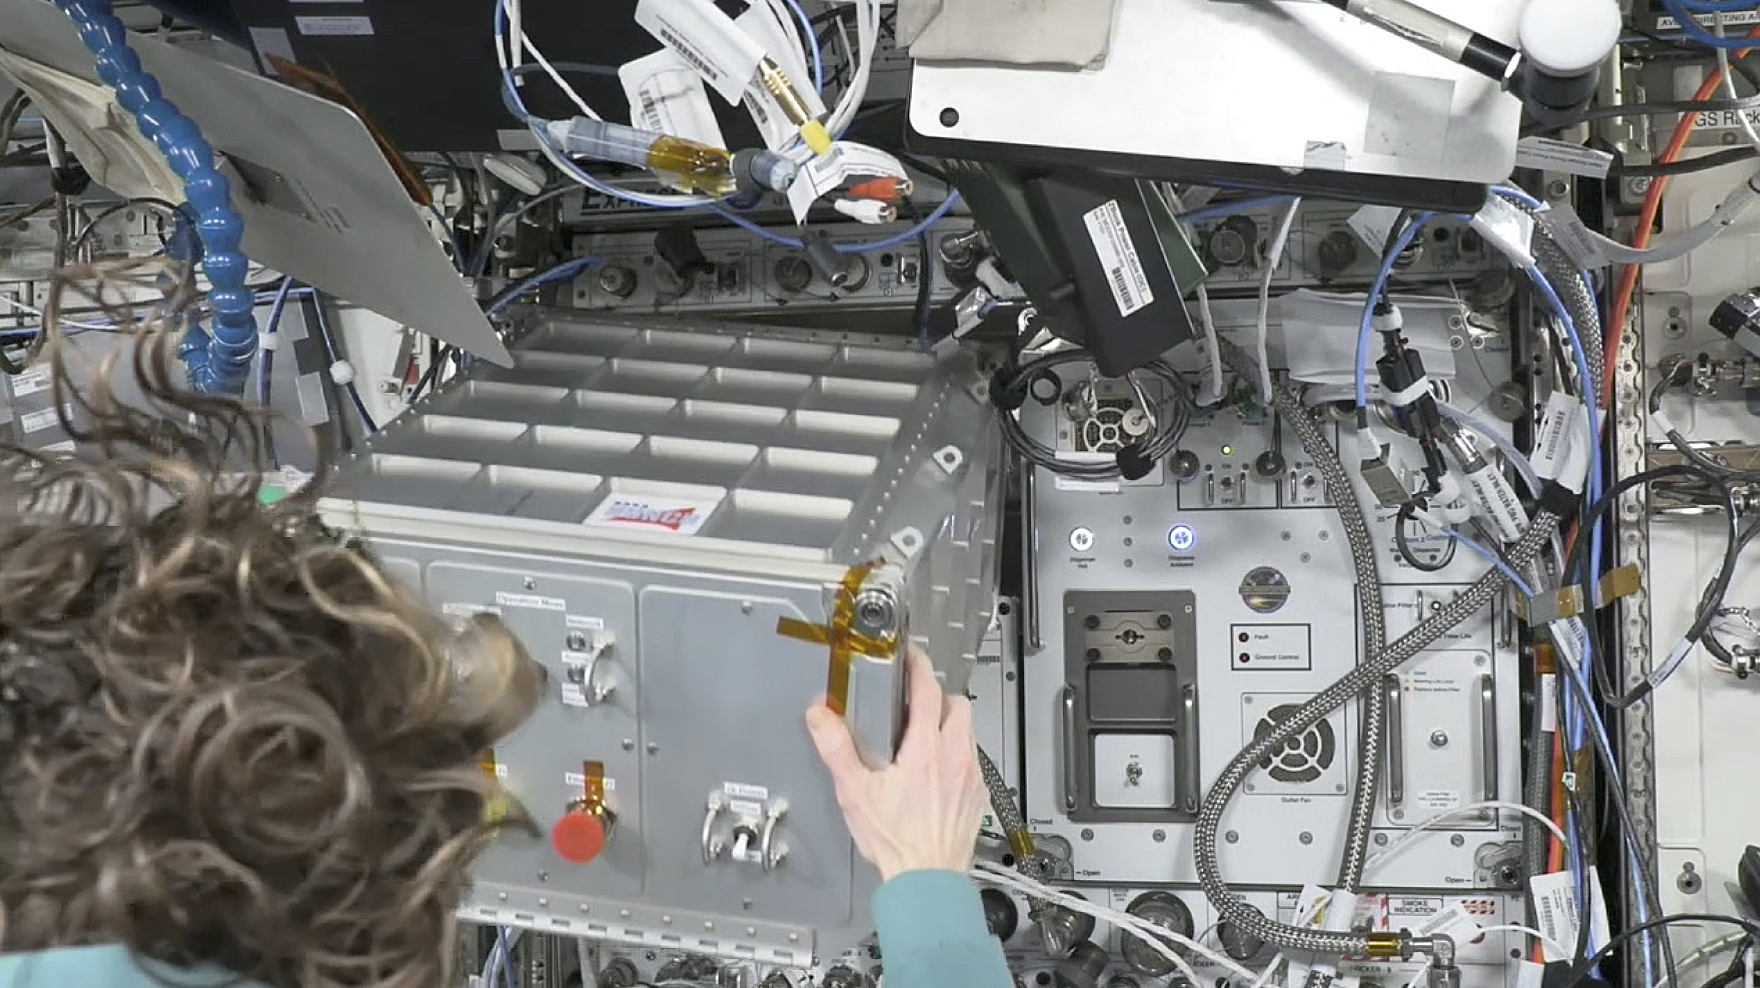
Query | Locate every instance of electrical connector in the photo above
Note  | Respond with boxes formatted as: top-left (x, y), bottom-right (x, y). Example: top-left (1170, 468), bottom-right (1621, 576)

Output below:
top-left (1356, 429), bottom-right (1412, 508)
top-left (833, 198), bottom-right (897, 224)
top-left (847, 176), bottom-right (914, 202)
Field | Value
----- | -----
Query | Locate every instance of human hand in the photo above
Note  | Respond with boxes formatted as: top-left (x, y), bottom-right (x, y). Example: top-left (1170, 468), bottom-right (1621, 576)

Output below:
top-left (805, 647), bottom-right (988, 882)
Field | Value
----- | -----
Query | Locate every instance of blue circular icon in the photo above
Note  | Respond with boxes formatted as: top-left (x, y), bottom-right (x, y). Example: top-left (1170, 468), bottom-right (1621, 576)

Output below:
top-left (1168, 525), bottom-right (1196, 552)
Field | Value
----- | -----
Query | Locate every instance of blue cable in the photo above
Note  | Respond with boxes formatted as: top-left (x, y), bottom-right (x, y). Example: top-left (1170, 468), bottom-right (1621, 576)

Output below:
top-left (1442, 526), bottom-right (1536, 594)
top-left (308, 292), bottom-right (378, 435)
top-left (485, 257), bottom-right (600, 319)
top-left (1354, 213), bottom-right (1436, 409)
top-left (55, 0), bottom-right (256, 394)
top-left (779, 0), bottom-right (825, 93)
top-left (258, 276), bottom-right (293, 408)
top-left (426, 202), bottom-right (467, 273)
top-left (1176, 195), bottom-right (1299, 227)
top-left (708, 193), bottom-right (964, 254)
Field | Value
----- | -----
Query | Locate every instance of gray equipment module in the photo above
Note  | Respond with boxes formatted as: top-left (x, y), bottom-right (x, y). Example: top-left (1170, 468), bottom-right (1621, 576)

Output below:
top-left (321, 312), bottom-right (1003, 966)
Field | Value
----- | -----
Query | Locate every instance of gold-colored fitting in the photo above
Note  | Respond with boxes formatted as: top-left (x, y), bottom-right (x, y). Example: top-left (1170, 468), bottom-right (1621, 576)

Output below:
top-left (1364, 932), bottom-right (1405, 959)
top-left (757, 58), bottom-right (832, 154)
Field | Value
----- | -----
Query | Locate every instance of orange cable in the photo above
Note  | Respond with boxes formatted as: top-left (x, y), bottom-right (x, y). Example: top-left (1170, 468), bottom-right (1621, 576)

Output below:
top-left (1605, 27), bottom-right (1760, 408)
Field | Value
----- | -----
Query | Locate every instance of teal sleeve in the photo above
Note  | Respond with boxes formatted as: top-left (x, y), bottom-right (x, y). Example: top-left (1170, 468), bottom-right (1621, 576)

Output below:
top-left (871, 870), bottom-right (1013, 988)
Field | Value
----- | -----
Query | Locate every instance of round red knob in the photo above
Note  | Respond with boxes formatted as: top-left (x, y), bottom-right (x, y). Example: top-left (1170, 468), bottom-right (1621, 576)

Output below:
top-left (552, 808), bottom-right (607, 864)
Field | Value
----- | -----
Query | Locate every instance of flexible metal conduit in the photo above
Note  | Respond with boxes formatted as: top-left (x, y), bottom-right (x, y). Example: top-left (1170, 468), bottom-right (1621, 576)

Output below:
top-left (55, 0), bottom-right (257, 394)
top-left (978, 745), bottom-right (1035, 861)
top-left (1193, 432), bottom-right (1561, 957)
top-left (1518, 202), bottom-right (1606, 404)
top-left (1217, 343), bottom-right (1388, 891)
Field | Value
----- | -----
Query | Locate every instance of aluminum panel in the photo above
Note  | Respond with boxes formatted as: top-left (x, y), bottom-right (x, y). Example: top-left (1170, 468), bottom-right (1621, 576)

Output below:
top-left (638, 585), bottom-right (862, 925)
top-left (429, 564), bottom-right (646, 902)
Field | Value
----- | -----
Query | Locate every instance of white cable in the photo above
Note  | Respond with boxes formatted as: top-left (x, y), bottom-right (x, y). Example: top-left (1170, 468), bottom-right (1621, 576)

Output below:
top-left (825, 0), bottom-right (877, 137)
top-left (1160, 183), bottom-right (1225, 406)
top-left (1256, 198), bottom-right (1302, 403)
top-left (1476, 924), bottom-right (1572, 962)
top-left (519, 26), bottom-right (601, 120)
top-left (1366, 800), bottom-right (1568, 875)
top-left (973, 862), bottom-right (1259, 982)
top-left (1716, 13), bottom-right (1760, 158)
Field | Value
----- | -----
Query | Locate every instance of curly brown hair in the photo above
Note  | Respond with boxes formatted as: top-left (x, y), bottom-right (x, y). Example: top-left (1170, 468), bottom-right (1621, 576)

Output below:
top-left (0, 260), bottom-right (544, 988)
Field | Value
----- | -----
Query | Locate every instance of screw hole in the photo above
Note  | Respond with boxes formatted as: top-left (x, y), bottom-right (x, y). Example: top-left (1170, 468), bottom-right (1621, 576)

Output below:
top-left (939, 107), bottom-right (960, 127)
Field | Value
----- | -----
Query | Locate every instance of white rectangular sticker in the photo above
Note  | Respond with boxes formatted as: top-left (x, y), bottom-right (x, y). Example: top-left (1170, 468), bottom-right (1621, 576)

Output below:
top-left (1539, 674), bottom-right (1558, 733)
top-left (1532, 391), bottom-right (1579, 482)
top-left (619, 49), bottom-right (727, 150)
top-left (1530, 867), bottom-right (1612, 963)
top-left (21, 406), bottom-right (68, 434)
top-left (566, 614), bottom-right (606, 631)
top-left (495, 591), bottom-right (565, 612)
top-left (1416, 902), bottom-right (1483, 942)
top-left (724, 781), bottom-right (768, 801)
top-left (1416, 789), bottom-right (1462, 810)
top-left (1081, 200), bottom-right (1154, 318)
top-left (564, 772), bottom-right (616, 790)
top-left (295, 15), bottom-right (373, 36)
top-left (1348, 204), bottom-right (1403, 250)
top-left (1514, 137), bottom-right (1614, 179)
top-left (635, 0), bottom-right (765, 104)
top-left (584, 494), bottom-right (719, 536)
top-left (11, 369), bottom-right (48, 398)
top-left (1658, 9), bottom-right (1760, 29)
top-left (1694, 107), bottom-right (1760, 132)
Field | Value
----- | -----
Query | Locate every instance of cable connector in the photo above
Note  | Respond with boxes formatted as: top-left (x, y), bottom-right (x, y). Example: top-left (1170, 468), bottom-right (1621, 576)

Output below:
top-left (1356, 429), bottom-right (1412, 508)
top-left (329, 360), bottom-right (356, 387)
top-left (847, 176), bottom-right (913, 202)
top-left (1371, 302), bottom-right (1404, 336)
top-left (1117, 444), bottom-right (1154, 481)
top-left (833, 198), bottom-right (896, 224)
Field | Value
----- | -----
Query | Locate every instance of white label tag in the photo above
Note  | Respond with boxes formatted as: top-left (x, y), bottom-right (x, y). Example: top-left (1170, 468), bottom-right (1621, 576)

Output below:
top-left (724, 781), bottom-right (769, 801)
top-left (1534, 208), bottom-right (1610, 269)
top-left (1556, 405), bottom-right (1598, 495)
top-left (1692, 106), bottom-right (1760, 132)
top-left (1516, 960), bottom-right (1548, 988)
top-left (443, 601), bottom-right (501, 618)
top-left (1532, 391), bottom-right (1579, 482)
top-left (1416, 789), bottom-right (1462, 810)
top-left (619, 49), bottom-right (727, 150)
top-left (1348, 204), bottom-right (1404, 250)
top-left (20, 406), bottom-right (68, 434)
top-left (1539, 673), bottom-right (1558, 733)
top-left (1550, 620), bottom-right (1587, 677)
top-left (1530, 867), bottom-right (1612, 962)
top-left (11, 369), bottom-right (48, 398)
top-left (635, 0), bottom-right (765, 104)
top-left (1470, 194), bottom-right (1536, 268)
top-left (295, 15), bottom-right (373, 35)
top-left (785, 143), bottom-right (909, 222)
top-left (1515, 137), bottom-right (1614, 179)
top-left (43, 439), bottom-right (75, 454)
top-left (584, 494), bottom-right (719, 536)
top-left (1082, 199), bottom-right (1154, 318)
top-left (1465, 465), bottom-right (1527, 542)
top-left (1416, 902), bottom-right (1483, 942)
top-left (567, 614), bottom-right (606, 631)
top-left (495, 591), bottom-right (565, 612)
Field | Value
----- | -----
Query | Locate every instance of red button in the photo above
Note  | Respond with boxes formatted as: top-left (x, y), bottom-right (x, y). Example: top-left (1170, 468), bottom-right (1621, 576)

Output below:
top-left (552, 809), bottom-right (607, 864)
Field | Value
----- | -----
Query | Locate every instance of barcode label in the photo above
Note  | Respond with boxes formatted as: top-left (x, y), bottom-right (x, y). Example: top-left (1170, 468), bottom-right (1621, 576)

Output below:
top-left (618, 49), bottom-right (726, 150)
top-left (1081, 199), bottom-right (1154, 318)
top-left (659, 27), bottom-right (718, 83)
top-left (1530, 867), bottom-right (1611, 962)
top-left (635, 0), bottom-right (764, 103)
top-left (10, 368), bottom-right (48, 398)
top-left (1110, 266), bottom-right (1135, 311)
top-left (21, 406), bottom-right (68, 434)
top-left (1532, 391), bottom-right (1578, 481)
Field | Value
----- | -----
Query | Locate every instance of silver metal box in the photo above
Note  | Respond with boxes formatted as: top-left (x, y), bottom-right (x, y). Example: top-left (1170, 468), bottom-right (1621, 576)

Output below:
top-left (321, 313), bottom-right (1002, 967)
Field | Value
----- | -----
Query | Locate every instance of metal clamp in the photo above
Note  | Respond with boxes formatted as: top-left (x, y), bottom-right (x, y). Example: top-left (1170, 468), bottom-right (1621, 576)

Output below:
top-left (1061, 685), bottom-right (1079, 812)
top-left (564, 632), bottom-right (616, 706)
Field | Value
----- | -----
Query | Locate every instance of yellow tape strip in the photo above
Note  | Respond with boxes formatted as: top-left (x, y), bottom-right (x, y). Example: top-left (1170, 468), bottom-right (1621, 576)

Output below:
top-left (584, 760), bottom-right (605, 811)
top-left (775, 561), bottom-right (896, 717)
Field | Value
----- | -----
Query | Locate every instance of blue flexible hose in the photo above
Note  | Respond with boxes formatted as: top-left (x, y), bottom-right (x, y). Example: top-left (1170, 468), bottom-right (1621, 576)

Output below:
top-left (56, 0), bottom-right (256, 394)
